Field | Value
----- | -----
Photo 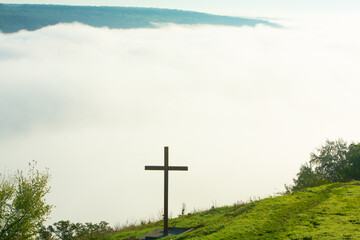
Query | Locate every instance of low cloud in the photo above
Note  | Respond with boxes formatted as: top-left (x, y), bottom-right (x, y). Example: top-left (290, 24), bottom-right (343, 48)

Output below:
top-left (1, 18), bottom-right (360, 225)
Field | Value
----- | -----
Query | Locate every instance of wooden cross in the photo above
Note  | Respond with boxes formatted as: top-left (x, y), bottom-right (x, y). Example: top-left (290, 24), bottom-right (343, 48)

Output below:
top-left (145, 146), bottom-right (188, 236)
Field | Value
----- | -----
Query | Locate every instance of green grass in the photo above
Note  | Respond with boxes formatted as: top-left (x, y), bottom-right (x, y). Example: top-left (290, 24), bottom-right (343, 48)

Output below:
top-left (108, 182), bottom-right (360, 239)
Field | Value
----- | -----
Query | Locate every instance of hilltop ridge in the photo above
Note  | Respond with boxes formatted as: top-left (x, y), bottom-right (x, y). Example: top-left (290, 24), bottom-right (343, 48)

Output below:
top-left (0, 4), bottom-right (279, 33)
top-left (111, 182), bottom-right (360, 239)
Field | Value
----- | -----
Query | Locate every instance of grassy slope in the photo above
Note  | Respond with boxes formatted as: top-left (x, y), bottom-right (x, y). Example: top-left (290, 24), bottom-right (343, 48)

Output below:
top-left (109, 182), bottom-right (360, 239)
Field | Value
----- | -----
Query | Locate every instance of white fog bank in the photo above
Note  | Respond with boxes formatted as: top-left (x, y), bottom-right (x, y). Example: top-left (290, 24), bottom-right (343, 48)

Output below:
top-left (1, 16), bottom-right (360, 225)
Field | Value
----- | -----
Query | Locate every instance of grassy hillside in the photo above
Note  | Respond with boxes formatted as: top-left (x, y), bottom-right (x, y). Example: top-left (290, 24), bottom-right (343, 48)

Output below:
top-left (110, 182), bottom-right (360, 239)
top-left (0, 4), bottom-right (279, 33)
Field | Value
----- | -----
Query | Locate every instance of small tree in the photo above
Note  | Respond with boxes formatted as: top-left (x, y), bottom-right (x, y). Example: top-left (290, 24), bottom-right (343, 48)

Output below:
top-left (38, 225), bottom-right (54, 240)
top-left (310, 139), bottom-right (349, 182)
top-left (291, 162), bottom-right (328, 191)
top-left (0, 161), bottom-right (52, 240)
top-left (290, 139), bottom-right (360, 192)
top-left (347, 143), bottom-right (360, 180)
top-left (49, 220), bottom-right (74, 240)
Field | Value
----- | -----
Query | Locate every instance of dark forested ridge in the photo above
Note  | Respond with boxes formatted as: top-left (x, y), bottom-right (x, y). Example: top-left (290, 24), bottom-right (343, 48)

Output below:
top-left (0, 4), bottom-right (279, 33)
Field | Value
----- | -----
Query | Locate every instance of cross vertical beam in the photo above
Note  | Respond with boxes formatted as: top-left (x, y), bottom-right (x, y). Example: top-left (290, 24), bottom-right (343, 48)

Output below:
top-left (164, 146), bottom-right (169, 235)
top-left (145, 146), bottom-right (188, 236)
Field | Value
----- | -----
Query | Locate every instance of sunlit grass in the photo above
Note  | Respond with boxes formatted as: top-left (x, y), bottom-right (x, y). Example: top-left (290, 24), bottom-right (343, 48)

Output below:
top-left (107, 182), bottom-right (360, 239)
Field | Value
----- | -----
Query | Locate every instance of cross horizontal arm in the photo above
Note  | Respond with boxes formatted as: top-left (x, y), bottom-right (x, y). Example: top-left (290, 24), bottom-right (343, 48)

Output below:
top-left (145, 166), bottom-right (165, 170)
top-left (168, 166), bottom-right (188, 171)
top-left (145, 166), bottom-right (188, 171)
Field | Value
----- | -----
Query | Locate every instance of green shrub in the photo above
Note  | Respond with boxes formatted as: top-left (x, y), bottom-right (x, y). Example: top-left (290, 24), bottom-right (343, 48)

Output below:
top-left (0, 161), bottom-right (52, 240)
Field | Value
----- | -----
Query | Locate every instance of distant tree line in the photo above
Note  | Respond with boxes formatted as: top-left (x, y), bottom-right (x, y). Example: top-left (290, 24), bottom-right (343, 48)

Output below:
top-left (287, 139), bottom-right (360, 192)
top-left (39, 220), bottom-right (113, 240)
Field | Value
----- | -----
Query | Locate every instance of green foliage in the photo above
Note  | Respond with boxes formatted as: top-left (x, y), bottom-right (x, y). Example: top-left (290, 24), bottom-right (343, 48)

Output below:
top-left (347, 143), bottom-right (360, 180)
top-left (291, 162), bottom-right (329, 191)
top-left (0, 161), bottom-right (52, 240)
top-left (49, 220), bottom-right (74, 240)
top-left (290, 139), bottom-right (360, 191)
top-left (38, 224), bottom-right (53, 240)
top-left (310, 139), bottom-right (349, 182)
top-left (42, 220), bottom-right (113, 240)
top-left (107, 182), bottom-right (360, 239)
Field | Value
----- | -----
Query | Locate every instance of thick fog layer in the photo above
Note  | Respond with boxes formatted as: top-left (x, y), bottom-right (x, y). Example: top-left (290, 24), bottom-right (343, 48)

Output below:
top-left (1, 16), bottom-right (360, 225)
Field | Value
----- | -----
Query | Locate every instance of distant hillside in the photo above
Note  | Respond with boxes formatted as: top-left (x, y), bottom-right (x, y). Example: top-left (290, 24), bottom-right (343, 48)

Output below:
top-left (0, 4), bottom-right (279, 33)
top-left (111, 182), bottom-right (360, 239)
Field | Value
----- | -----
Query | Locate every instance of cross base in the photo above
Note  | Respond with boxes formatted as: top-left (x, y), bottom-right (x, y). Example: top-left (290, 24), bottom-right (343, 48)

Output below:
top-left (137, 227), bottom-right (194, 239)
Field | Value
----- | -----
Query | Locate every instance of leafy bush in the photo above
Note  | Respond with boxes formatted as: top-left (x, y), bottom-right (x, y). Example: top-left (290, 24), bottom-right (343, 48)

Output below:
top-left (347, 143), bottom-right (360, 180)
top-left (0, 161), bottom-right (52, 240)
top-left (289, 139), bottom-right (360, 191)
